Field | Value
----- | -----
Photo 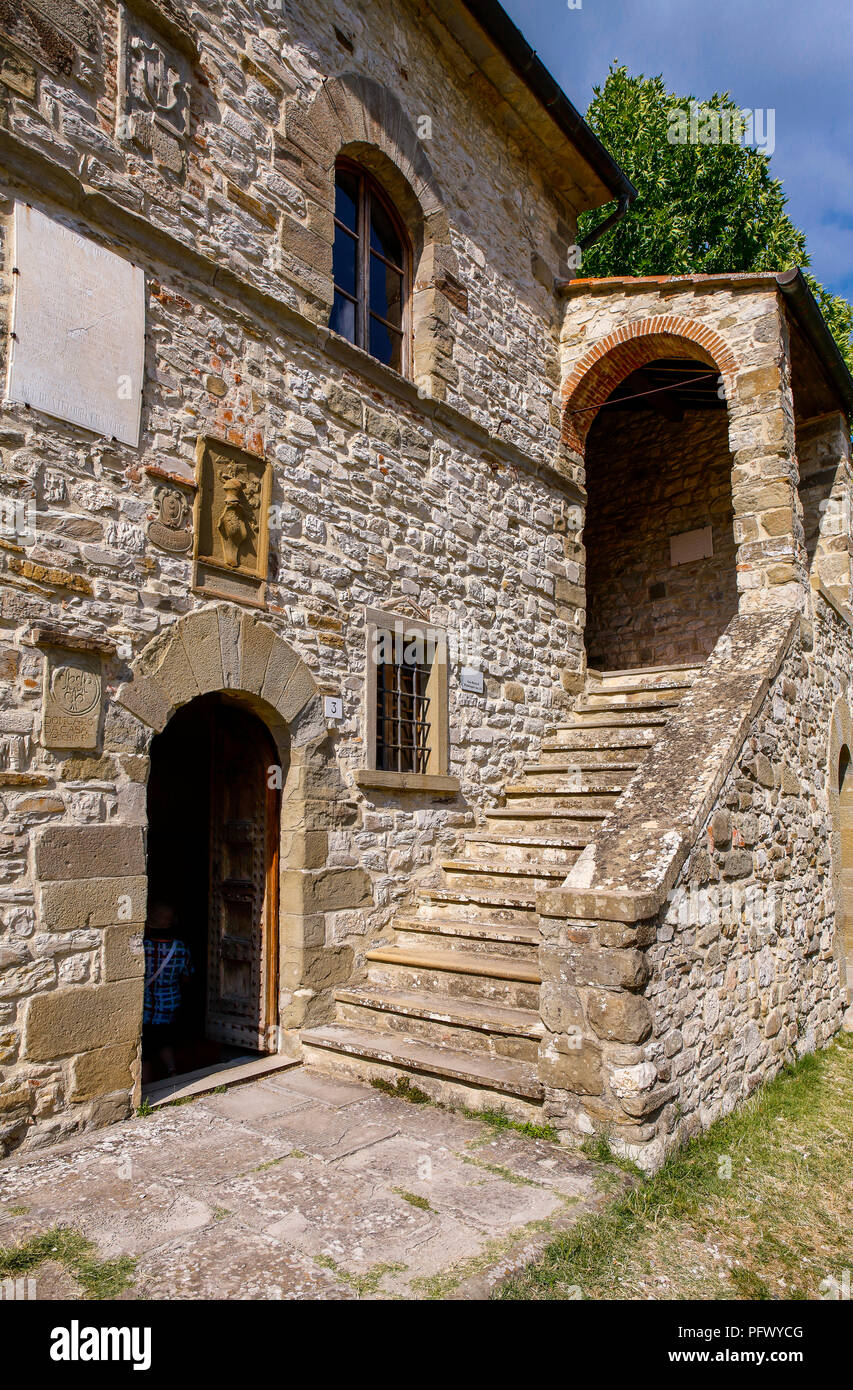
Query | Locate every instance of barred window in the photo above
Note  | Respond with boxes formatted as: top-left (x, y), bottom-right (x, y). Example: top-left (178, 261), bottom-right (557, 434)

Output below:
top-left (376, 647), bottom-right (431, 774)
top-left (365, 610), bottom-right (449, 782)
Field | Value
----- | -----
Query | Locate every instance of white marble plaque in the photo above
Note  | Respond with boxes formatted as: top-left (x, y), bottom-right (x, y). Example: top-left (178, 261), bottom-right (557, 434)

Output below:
top-left (6, 203), bottom-right (145, 448)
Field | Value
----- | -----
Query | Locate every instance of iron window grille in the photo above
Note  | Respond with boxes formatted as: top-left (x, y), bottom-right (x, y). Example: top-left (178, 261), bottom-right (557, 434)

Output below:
top-left (376, 647), bottom-right (432, 774)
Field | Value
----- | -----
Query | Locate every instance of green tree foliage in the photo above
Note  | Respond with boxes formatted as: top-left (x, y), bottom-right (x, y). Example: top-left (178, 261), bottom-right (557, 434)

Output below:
top-left (579, 65), bottom-right (853, 372)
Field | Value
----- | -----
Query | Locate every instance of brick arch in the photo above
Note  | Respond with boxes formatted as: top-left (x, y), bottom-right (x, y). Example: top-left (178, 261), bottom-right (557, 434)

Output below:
top-left (561, 317), bottom-right (739, 453)
top-left (278, 72), bottom-right (463, 396)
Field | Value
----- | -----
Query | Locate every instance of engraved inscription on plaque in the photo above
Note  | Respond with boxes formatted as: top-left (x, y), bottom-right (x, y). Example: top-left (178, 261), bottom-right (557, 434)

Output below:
top-left (5, 203), bottom-right (145, 448)
top-left (193, 437), bottom-right (271, 607)
top-left (116, 3), bottom-right (191, 175)
top-left (42, 650), bottom-right (103, 749)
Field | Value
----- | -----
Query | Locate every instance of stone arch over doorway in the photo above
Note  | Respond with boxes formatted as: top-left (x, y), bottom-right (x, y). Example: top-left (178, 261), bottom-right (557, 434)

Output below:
top-left (112, 604), bottom-right (367, 1085)
top-left (565, 320), bottom-right (742, 669)
top-left (827, 696), bottom-right (853, 1013)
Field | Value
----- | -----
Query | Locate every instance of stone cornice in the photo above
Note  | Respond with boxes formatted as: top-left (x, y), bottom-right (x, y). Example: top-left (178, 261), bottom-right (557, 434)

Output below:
top-left (0, 127), bottom-right (583, 504)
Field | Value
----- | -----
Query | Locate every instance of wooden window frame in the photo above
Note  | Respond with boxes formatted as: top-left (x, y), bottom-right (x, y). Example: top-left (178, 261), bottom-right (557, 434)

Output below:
top-left (357, 607), bottom-right (457, 795)
top-left (332, 157), bottom-right (412, 377)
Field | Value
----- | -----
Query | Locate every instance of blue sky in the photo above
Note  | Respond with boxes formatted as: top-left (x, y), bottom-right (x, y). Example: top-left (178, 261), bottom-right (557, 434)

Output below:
top-left (502, 0), bottom-right (853, 302)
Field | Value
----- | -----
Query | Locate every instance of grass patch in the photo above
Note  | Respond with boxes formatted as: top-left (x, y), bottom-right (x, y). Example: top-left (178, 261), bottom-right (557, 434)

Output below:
top-left (314, 1253), bottom-right (407, 1296)
top-left (393, 1189), bottom-right (433, 1212)
top-left (0, 1227), bottom-right (135, 1300)
top-left (370, 1075), bottom-right (431, 1104)
top-left (496, 1036), bottom-right (853, 1301)
top-left (461, 1104), bottom-right (560, 1144)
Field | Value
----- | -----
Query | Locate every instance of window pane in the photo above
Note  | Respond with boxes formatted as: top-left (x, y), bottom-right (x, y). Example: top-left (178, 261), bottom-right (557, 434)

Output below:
top-left (370, 255), bottom-right (403, 329)
top-left (330, 290), bottom-right (356, 343)
top-left (335, 169), bottom-right (359, 232)
top-left (369, 317), bottom-right (402, 371)
top-left (369, 194), bottom-right (403, 267)
top-left (333, 225), bottom-right (357, 298)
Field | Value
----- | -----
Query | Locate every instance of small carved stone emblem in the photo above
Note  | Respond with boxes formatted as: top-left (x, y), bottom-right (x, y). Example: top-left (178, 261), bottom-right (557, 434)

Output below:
top-left (42, 651), bottom-right (102, 749)
top-left (50, 663), bottom-right (100, 715)
top-left (147, 483), bottom-right (192, 553)
top-left (116, 4), bottom-right (191, 175)
top-left (193, 438), bottom-right (271, 607)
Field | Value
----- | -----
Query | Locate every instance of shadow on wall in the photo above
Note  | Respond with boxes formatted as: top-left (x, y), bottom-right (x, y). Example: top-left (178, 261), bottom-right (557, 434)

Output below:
top-left (584, 384), bottom-right (738, 670)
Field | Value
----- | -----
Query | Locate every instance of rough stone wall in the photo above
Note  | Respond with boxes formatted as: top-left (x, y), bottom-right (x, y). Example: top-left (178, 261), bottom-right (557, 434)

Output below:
top-left (642, 603), bottom-right (849, 1166)
top-left (539, 603), bottom-right (850, 1172)
top-left (584, 406), bottom-right (738, 669)
top-left (0, 0), bottom-right (587, 1155)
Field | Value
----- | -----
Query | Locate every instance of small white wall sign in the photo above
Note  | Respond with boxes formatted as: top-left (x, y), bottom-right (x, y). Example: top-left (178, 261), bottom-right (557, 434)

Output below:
top-left (670, 525), bottom-right (714, 566)
top-left (6, 203), bottom-right (145, 448)
top-left (460, 666), bottom-right (484, 694)
top-left (324, 695), bottom-right (343, 720)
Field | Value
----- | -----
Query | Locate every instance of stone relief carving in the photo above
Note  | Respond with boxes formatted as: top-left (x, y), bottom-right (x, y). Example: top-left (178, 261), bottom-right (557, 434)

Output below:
top-left (116, 3), bottom-right (191, 175)
top-left (42, 650), bottom-right (102, 749)
top-left (193, 437), bottom-right (271, 607)
top-left (146, 482), bottom-right (192, 553)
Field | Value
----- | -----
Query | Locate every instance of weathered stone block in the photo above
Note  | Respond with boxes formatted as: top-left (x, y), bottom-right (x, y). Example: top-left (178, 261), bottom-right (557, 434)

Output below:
top-left (37, 875), bottom-right (147, 930)
top-left (539, 1038), bottom-right (603, 1095)
top-left (69, 1042), bottom-right (136, 1101)
top-left (34, 826), bottom-right (146, 882)
top-left (102, 925), bottom-right (145, 982)
top-left (586, 989), bottom-right (652, 1043)
top-left (568, 945), bottom-right (649, 990)
top-left (23, 981), bottom-right (143, 1060)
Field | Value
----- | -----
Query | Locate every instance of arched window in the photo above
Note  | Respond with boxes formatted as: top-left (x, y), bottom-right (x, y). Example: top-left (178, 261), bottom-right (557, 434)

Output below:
top-left (331, 159), bottom-right (410, 374)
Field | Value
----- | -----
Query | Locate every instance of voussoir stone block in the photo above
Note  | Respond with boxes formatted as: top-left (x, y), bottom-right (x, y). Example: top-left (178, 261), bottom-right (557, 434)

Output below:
top-left (23, 980), bottom-right (143, 1060)
top-left (37, 876), bottom-right (147, 931)
top-left (138, 629), bottom-right (200, 709)
top-left (35, 826), bottom-right (146, 882)
top-left (179, 608), bottom-right (224, 693)
top-left (115, 675), bottom-right (174, 733)
top-left (240, 614), bottom-right (276, 693)
top-left (218, 606), bottom-right (243, 688)
top-left (278, 661), bottom-right (317, 722)
top-left (261, 636), bottom-right (300, 708)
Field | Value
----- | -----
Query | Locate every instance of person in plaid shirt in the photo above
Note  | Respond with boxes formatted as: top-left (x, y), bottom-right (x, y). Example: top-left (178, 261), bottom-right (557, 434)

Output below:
top-left (142, 902), bottom-right (194, 1082)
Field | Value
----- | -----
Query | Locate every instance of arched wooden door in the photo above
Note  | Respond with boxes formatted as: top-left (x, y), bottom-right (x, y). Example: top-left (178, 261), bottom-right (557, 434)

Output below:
top-left (207, 702), bottom-right (280, 1052)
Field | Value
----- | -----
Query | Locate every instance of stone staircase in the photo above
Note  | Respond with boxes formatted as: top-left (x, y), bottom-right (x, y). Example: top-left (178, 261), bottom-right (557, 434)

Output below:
top-left (301, 661), bottom-right (703, 1116)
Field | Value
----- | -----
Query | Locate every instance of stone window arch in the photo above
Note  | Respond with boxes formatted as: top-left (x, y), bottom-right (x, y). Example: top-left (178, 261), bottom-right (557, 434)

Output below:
top-left (277, 72), bottom-right (465, 398)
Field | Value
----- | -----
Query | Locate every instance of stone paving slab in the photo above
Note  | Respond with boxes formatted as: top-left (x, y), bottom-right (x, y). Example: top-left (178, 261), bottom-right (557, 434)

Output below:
top-left (0, 1067), bottom-right (614, 1300)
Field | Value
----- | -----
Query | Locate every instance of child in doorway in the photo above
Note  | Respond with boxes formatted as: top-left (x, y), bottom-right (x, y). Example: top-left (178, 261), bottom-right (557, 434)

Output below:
top-left (142, 902), bottom-right (194, 1083)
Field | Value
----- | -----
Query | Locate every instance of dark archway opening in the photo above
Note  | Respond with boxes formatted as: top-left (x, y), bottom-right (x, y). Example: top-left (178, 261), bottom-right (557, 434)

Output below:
top-left (583, 358), bottom-right (739, 671)
top-left (144, 692), bottom-right (280, 1084)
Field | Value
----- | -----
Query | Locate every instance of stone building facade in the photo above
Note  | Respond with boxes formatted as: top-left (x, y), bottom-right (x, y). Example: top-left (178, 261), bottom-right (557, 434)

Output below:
top-left (0, 0), bottom-right (850, 1169)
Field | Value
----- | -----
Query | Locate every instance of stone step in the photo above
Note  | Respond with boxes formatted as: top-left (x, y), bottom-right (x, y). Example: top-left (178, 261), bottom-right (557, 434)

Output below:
top-left (441, 857), bottom-right (573, 892)
top-left (395, 917), bottom-right (538, 962)
top-left (542, 727), bottom-right (658, 751)
top-left (463, 832), bottom-right (592, 865)
top-left (501, 782), bottom-right (620, 807)
top-left (366, 944), bottom-right (540, 1008)
top-left (301, 1025), bottom-right (545, 1110)
top-left (335, 988), bottom-right (542, 1061)
top-left (589, 664), bottom-right (702, 694)
top-left (581, 689), bottom-right (685, 711)
top-left (521, 761), bottom-right (637, 784)
top-left (482, 808), bottom-right (611, 836)
top-left (566, 710), bottom-right (672, 729)
top-left (533, 747), bottom-right (647, 768)
top-left (418, 886), bottom-right (538, 923)
top-left (395, 914), bottom-right (540, 947)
